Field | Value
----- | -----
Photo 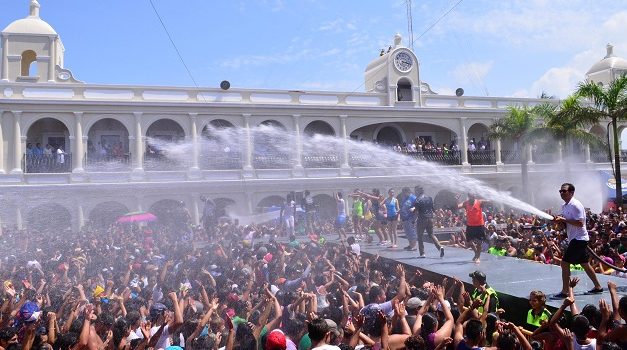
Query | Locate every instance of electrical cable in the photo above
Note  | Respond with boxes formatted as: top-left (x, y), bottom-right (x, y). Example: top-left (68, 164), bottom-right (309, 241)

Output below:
top-left (148, 0), bottom-right (201, 89)
top-left (352, 0), bottom-right (464, 93)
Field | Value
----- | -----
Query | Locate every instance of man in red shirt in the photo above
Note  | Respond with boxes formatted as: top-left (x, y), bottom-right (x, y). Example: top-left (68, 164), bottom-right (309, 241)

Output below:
top-left (458, 193), bottom-right (488, 263)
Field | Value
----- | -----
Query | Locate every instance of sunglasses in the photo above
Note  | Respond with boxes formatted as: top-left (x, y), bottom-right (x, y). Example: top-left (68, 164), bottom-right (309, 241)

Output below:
top-left (558, 190), bottom-right (570, 193)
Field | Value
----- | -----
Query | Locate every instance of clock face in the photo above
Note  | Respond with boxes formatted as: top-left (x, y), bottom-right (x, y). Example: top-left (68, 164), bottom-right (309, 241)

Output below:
top-left (394, 51), bottom-right (413, 72)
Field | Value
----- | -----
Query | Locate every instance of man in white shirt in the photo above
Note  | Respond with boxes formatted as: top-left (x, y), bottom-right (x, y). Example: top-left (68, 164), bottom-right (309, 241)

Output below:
top-left (553, 183), bottom-right (603, 298)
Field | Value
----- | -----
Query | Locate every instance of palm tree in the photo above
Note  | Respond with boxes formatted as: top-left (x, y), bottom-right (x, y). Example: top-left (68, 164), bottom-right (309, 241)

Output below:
top-left (489, 105), bottom-right (542, 202)
top-left (576, 75), bottom-right (627, 207)
top-left (530, 97), bottom-right (606, 176)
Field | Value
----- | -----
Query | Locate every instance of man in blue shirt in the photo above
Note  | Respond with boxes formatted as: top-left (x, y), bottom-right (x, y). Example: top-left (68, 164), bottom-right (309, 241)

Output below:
top-left (411, 186), bottom-right (445, 258)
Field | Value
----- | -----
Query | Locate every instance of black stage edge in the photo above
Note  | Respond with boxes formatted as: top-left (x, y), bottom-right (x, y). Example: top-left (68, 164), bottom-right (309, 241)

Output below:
top-left (358, 235), bottom-right (627, 325)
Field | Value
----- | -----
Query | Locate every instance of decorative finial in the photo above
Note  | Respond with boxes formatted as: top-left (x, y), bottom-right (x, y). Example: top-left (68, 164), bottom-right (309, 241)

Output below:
top-left (394, 33), bottom-right (402, 48)
top-left (29, 0), bottom-right (41, 18)
top-left (380, 49), bottom-right (385, 56)
top-left (605, 43), bottom-right (615, 58)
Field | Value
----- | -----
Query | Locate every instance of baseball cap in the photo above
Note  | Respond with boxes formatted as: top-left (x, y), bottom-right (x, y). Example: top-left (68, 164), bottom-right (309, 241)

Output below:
top-left (406, 297), bottom-right (425, 310)
top-left (325, 319), bottom-right (341, 337)
top-left (265, 329), bottom-right (287, 350)
top-left (469, 270), bottom-right (487, 283)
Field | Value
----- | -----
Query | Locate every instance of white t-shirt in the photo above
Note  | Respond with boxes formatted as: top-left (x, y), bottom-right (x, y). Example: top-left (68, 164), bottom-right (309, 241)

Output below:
top-left (312, 345), bottom-right (341, 350)
top-left (561, 197), bottom-right (588, 241)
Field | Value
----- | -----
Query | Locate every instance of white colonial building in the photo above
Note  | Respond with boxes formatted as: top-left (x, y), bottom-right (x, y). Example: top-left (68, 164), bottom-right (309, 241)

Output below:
top-left (1, 1), bottom-right (626, 231)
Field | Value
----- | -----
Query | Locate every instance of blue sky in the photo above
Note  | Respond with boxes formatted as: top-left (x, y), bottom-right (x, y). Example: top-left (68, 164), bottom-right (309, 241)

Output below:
top-left (1, 0), bottom-right (627, 98)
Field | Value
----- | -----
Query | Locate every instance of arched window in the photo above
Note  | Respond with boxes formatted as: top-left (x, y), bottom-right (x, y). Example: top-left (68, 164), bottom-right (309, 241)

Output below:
top-left (21, 50), bottom-right (37, 76)
top-left (397, 78), bottom-right (413, 101)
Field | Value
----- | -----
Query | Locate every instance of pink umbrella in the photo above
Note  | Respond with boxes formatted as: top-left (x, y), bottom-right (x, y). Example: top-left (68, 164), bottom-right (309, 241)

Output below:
top-left (116, 211), bottom-right (158, 224)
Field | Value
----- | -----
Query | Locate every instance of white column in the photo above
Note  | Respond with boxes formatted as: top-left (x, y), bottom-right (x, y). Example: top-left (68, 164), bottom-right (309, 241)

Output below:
top-left (495, 139), bottom-right (502, 165)
top-left (339, 115), bottom-right (351, 175)
top-left (292, 114), bottom-right (304, 175)
top-left (527, 144), bottom-right (534, 164)
top-left (76, 204), bottom-right (84, 231)
top-left (48, 36), bottom-right (56, 82)
top-left (16, 206), bottom-right (22, 230)
top-left (0, 110), bottom-right (5, 174)
top-left (72, 112), bottom-right (84, 172)
top-left (191, 196), bottom-right (200, 226)
top-left (243, 114), bottom-right (253, 169)
top-left (557, 141), bottom-right (563, 163)
top-left (11, 111), bottom-right (22, 174)
top-left (1, 35), bottom-right (8, 82)
top-left (459, 118), bottom-right (469, 166)
top-left (585, 145), bottom-right (592, 163)
top-left (133, 112), bottom-right (144, 172)
top-left (189, 113), bottom-right (199, 170)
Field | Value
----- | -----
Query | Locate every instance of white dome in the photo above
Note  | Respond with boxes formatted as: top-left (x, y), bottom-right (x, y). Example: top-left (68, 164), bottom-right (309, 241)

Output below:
top-left (586, 44), bottom-right (627, 75)
top-left (2, 17), bottom-right (57, 35)
top-left (2, 1), bottom-right (56, 36)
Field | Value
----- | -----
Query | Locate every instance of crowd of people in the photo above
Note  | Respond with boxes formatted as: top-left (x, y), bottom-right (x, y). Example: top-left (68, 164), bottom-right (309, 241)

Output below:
top-left (0, 184), bottom-right (625, 350)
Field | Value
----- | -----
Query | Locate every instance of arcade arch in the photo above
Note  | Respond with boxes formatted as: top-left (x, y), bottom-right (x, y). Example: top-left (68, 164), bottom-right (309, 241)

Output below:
top-left (200, 119), bottom-right (241, 170)
top-left (253, 120), bottom-right (290, 169)
top-left (25, 118), bottom-right (71, 173)
top-left (26, 203), bottom-right (71, 231)
top-left (88, 201), bottom-right (129, 228)
top-left (256, 195), bottom-right (285, 214)
top-left (149, 199), bottom-right (189, 228)
top-left (145, 119), bottom-right (186, 170)
top-left (303, 121), bottom-right (338, 168)
top-left (86, 118), bottom-right (130, 168)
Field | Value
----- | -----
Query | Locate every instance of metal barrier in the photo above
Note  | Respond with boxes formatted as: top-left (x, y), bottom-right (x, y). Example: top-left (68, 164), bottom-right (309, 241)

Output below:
top-left (253, 154), bottom-right (292, 169)
top-left (85, 153), bottom-right (131, 170)
top-left (303, 154), bottom-right (340, 168)
top-left (468, 150), bottom-right (496, 165)
top-left (199, 152), bottom-right (242, 170)
top-left (24, 153), bottom-right (72, 173)
top-left (144, 152), bottom-right (189, 170)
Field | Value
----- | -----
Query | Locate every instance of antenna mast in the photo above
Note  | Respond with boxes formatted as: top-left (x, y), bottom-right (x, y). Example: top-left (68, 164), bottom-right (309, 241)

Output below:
top-left (406, 0), bottom-right (414, 51)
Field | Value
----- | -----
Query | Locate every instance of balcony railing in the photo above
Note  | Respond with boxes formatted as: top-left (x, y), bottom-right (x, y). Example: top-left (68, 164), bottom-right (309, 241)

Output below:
top-left (253, 154), bottom-right (292, 169)
top-left (468, 150), bottom-right (495, 165)
top-left (85, 154), bottom-right (131, 171)
top-left (500, 150), bottom-right (522, 164)
top-left (24, 153), bottom-right (72, 173)
top-left (144, 152), bottom-right (189, 171)
top-left (200, 152), bottom-right (242, 170)
top-left (303, 154), bottom-right (340, 168)
top-left (408, 151), bottom-right (462, 165)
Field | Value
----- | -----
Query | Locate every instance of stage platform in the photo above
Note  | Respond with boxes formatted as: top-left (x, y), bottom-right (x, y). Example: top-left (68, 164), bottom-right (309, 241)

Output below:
top-left (358, 235), bottom-right (627, 312)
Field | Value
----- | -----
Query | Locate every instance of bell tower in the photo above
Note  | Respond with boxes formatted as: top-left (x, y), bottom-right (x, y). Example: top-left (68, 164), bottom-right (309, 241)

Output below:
top-left (1, 0), bottom-right (78, 83)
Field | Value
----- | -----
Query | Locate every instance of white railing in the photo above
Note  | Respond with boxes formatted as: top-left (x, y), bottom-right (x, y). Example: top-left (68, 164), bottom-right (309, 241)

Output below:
top-left (0, 82), bottom-right (388, 107)
top-left (1, 81), bottom-right (557, 109)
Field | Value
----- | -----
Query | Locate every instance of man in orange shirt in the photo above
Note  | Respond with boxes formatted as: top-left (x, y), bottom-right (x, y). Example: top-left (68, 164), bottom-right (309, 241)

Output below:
top-left (458, 193), bottom-right (488, 263)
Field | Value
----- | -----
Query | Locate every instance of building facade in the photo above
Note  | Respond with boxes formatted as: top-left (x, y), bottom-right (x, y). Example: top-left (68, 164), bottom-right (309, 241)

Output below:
top-left (1, 1), bottom-right (626, 231)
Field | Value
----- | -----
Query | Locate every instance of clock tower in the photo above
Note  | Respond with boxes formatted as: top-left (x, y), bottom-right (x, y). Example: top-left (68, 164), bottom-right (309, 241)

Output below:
top-left (364, 34), bottom-right (434, 106)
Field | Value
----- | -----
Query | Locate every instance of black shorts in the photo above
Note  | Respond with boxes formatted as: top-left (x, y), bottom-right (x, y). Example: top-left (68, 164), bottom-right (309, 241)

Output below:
top-left (563, 239), bottom-right (590, 264)
top-left (466, 226), bottom-right (485, 242)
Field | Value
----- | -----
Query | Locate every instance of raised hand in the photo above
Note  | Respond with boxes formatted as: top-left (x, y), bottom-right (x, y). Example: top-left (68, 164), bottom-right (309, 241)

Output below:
top-left (471, 297), bottom-right (484, 309)
top-left (608, 281), bottom-right (617, 292)
top-left (353, 313), bottom-right (365, 330)
top-left (599, 299), bottom-right (611, 320)
top-left (563, 297), bottom-right (575, 307)
top-left (569, 277), bottom-right (580, 288)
